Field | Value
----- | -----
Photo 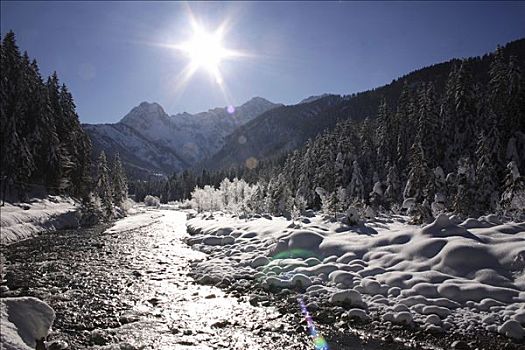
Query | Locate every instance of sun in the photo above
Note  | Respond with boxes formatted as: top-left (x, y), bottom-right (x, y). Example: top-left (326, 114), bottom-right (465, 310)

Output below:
top-left (176, 24), bottom-right (232, 85)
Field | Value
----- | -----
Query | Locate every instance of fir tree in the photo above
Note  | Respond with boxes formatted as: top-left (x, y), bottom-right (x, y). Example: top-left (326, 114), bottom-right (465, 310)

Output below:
top-left (417, 82), bottom-right (440, 167)
top-left (384, 163), bottom-right (402, 207)
top-left (111, 153), bottom-right (128, 207)
top-left (500, 161), bottom-right (525, 220)
top-left (403, 141), bottom-right (431, 203)
top-left (475, 131), bottom-right (499, 213)
top-left (453, 157), bottom-right (476, 217)
top-left (453, 61), bottom-right (477, 160)
top-left (95, 151), bottom-right (113, 220)
top-left (348, 160), bottom-right (365, 203)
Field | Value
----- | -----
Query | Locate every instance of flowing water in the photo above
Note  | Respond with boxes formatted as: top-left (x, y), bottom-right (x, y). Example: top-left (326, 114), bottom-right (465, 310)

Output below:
top-left (1, 210), bottom-right (410, 350)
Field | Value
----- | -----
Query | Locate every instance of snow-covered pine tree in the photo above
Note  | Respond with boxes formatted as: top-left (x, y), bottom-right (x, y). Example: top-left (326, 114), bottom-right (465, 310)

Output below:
top-left (59, 83), bottom-right (92, 198)
top-left (453, 61), bottom-right (478, 161)
top-left (506, 55), bottom-right (525, 138)
top-left (0, 31), bottom-right (34, 202)
top-left (403, 140), bottom-right (431, 204)
top-left (46, 73), bottom-right (73, 193)
top-left (376, 99), bottom-right (393, 177)
top-left (359, 117), bottom-right (377, 196)
top-left (488, 47), bottom-right (508, 127)
top-left (296, 140), bottom-right (317, 207)
top-left (500, 161), bottom-right (525, 220)
top-left (453, 157), bottom-right (477, 217)
top-left (384, 163), bottom-right (402, 208)
top-left (440, 63), bottom-right (459, 173)
top-left (95, 151), bottom-right (113, 220)
top-left (395, 82), bottom-right (416, 179)
top-left (248, 182), bottom-right (266, 214)
top-left (348, 160), bottom-right (365, 203)
top-left (111, 153), bottom-right (128, 207)
top-left (417, 82), bottom-right (440, 168)
top-left (505, 55), bottom-right (525, 174)
top-left (475, 130), bottom-right (499, 213)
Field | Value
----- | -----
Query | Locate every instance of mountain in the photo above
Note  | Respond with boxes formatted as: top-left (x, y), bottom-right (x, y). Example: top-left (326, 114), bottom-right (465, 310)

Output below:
top-left (83, 97), bottom-right (281, 178)
top-left (204, 38), bottom-right (525, 171)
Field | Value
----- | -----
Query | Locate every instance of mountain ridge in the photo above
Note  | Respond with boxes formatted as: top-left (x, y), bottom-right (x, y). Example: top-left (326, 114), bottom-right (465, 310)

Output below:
top-left (83, 97), bottom-right (281, 178)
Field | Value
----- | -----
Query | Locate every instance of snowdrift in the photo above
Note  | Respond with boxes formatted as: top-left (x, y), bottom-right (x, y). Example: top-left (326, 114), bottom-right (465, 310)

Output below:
top-left (0, 196), bottom-right (80, 245)
top-left (186, 213), bottom-right (525, 341)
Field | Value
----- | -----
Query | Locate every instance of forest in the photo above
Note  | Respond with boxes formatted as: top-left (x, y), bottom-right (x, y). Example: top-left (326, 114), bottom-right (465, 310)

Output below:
top-left (0, 31), bottom-right (127, 221)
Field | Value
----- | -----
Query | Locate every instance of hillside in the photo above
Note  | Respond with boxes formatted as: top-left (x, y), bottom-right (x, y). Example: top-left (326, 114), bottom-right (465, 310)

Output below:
top-left (204, 38), bottom-right (525, 171)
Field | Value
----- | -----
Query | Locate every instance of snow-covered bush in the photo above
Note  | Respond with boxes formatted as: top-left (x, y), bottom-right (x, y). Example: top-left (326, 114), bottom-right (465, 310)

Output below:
top-left (190, 178), bottom-right (260, 215)
top-left (191, 185), bottom-right (222, 213)
top-left (345, 206), bottom-right (360, 225)
top-left (144, 195), bottom-right (160, 207)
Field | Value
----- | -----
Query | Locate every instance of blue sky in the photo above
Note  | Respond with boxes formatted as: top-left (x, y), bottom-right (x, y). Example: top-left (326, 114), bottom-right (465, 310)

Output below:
top-left (1, 1), bottom-right (524, 124)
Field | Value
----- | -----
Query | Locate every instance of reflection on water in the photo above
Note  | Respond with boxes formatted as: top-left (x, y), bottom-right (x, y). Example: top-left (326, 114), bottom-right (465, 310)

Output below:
top-left (2, 211), bottom-right (308, 349)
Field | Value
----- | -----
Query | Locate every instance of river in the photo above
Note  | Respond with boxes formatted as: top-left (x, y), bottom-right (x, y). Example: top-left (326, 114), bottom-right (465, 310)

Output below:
top-left (2, 209), bottom-right (413, 350)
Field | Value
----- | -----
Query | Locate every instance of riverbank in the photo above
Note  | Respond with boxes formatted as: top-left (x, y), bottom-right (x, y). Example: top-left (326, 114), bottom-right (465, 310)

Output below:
top-left (185, 212), bottom-right (525, 349)
top-left (0, 196), bottom-right (81, 245)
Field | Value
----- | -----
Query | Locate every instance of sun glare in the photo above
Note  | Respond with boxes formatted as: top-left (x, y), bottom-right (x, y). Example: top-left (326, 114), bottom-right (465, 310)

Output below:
top-left (176, 24), bottom-right (233, 85)
top-left (160, 12), bottom-right (249, 103)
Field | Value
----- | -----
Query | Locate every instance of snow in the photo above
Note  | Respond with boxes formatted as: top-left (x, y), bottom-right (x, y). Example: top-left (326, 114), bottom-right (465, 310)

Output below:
top-left (186, 212), bottom-right (525, 340)
top-left (0, 297), bottom-right (55, 350)
top-left (0, 196), bottom-right (80, 244)
top-left (105, 210), bottom-right (163, 234)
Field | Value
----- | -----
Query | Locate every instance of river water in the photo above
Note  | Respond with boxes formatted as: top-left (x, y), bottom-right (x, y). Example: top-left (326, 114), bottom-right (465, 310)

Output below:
top-left (1, 210), bottom-right (412, 350)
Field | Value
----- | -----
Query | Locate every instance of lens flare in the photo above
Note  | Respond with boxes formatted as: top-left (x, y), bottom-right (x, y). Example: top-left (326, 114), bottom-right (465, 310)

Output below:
top-left (272, 248), bottom-right (321, 260)
top-left (298, 297), bottom-right (329, 350)
top-left (227, 105), bottom-right (235, 114)
top-left (245, 157), bottom-right (258, 170)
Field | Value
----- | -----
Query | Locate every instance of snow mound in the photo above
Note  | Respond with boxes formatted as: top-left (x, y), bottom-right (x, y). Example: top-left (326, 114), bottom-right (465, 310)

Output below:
top-left (0, 297), bottom-right (55, 349)
top-left (186, 212), bottom-right (525, 340)
top-left (329, 289), bottom-right (366, 308)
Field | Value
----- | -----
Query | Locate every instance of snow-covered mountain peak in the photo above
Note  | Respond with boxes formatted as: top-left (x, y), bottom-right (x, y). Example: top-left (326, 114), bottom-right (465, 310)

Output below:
top-left (86, 97), bottom-right (281, 176)
top-left (119, 101), bottom-right (169, 128)
top-left (241, 96), bottom-right (277, 109)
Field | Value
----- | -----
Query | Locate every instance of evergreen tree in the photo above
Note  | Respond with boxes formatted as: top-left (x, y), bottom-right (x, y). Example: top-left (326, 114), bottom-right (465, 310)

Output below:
top-left (384, 163), bottom-right (402, 207)
top-left (403, 141), bottom-right (431, 203)
top-left (475, 131), bottom-right (499, 213)
top-left (453, 157), bottom-right (476, 217)
top-left (453, 61), bottom-right (477, 160)
top-left (417, 82), bottom-right (440, 167)
top-left (0, 31), bottom-right (34, 202)
top-left (440, 63), bottom-right (459, 172)
top-left (111, 153), bottom-right (128, 207)
top-left (95, 151), bottom-right (113, 219)
top-left (500, 161), bottom-right (525, 220)
top-left (376, 99), bottom-right (393, 174)
top-left (348, 160), bottom-right (365, 203)
top-left (506, 55), bottom-right (525, 137)
top-left (46, 73), bottom-right (72, 193)
top-left (395, 82), bottom-right (417, 179)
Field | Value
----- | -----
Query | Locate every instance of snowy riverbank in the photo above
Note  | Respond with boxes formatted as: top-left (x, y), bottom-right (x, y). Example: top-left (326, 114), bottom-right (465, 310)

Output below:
top-left (186, 212), bottom-right (525, 346)
top-left (0, 196), bottom-right (81, 245)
